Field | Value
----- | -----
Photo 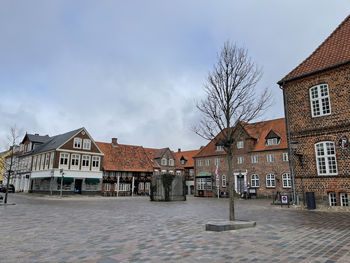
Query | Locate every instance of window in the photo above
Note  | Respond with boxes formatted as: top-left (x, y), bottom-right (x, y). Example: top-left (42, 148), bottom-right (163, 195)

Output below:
top-left (59, 153), bottom-right (69, 169)
top-left (92, 156), bottom-right (100, 170)
top-left (266, 154), bottom-right (274, 163)
top-left (145, 182), bottom-right (150, 190)
top-left (139, 182), bottom-right (144, 190)
top-left (266, 174), bottom-right (275, 188)
top-left (181, 159), bottom-right (185, 165)
top-left (161, 170), bottom-right (166, 174)
top-left (154, 170), bottom-right (159, 175)
top-left (282, 173), bottom-right (291, 188)
top-left (216, 145), bottom-right (224, 151)
top-left (161, 158), bottom-right (167, 166)
top-left (251, 174), bottom-right (260, 187)
top-left (310, 84), bottom-right (331, 117)
top-left (83, 139), bottom-right (91, 150)
top-left (49, 152), bottom-right (54, 169)
top-left (315, 142), bottom-right (337, 175)
top-left (266, 138), bottom-right (279, 146)
top-left (283, 153), bottom-right (289, 162)
top-left (169, 159), bottom-right (174, 166)
top-left (71, 154), bottom-right (80, 169)
top-left (237, 141), bottom-right (244, 149)
top-left (82, 155), bottom-right (91, 170)
top-left (340, 193), bottom-right (349, 207)
top-left (197, 178), bottom-right (211, 190)
top-left (176, 171), bottom-right (181, 176)
top-left (169, 170), bottom-right (174, 175)
top-left (222, 174), bottom-right (226, 187)
top-left (119, 183), bottom-right (130, 191)
top-left (329, 192), bottom-right (337, 206)
top-left (73, 138), bottom-right (82, 149)
top-left (237, 156), bottom-right (244, 164)
top-left (33, 156), bottom-right (37, 171)
top-left (197, 160), bottom-right (202, 166)
top-left (251, 155), bottom-right (258, 164)
top-left (215, 158), bottom-right (220, 166)
top-left (189, 169), bottom-right (194, 177)
top-left (44, 154), bottom-right (49, 170)
top-left (36, 155), bottom-right (40, 170)
top-left (41, 154), bottom-right (45, 170)
top-left (205, 159), bottom-right (210, 166)
top-left (105, 183), bottom-right (110, 191)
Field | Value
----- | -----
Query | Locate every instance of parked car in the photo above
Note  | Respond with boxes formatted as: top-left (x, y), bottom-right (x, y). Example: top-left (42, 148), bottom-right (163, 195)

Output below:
top-left (0, 184), bottom-right (15, 193)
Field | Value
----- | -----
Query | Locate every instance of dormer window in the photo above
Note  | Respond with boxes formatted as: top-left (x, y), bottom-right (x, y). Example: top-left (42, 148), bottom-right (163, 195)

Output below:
top-left (237, 141), bottom-right (244, 149)
top-left (74, 138), bottom-right (82, 149)
top-left (181, 159), bottom-right (186, 165)
top-left (266, 138), bottom-right (279, 146)
top-left (216, 145), bottom-right (224, 151)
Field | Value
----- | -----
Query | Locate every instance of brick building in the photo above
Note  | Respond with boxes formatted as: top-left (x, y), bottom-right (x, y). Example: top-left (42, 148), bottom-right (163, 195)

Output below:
top-left (194, 118), bottom-right (290, 198)
top-left (175, 149), bottom-right (200, 195)
top-left (278, 15), bottom-right (350, 206)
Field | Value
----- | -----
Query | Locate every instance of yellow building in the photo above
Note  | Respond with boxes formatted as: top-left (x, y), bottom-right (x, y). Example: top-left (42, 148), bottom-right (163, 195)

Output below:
top-left (0, 150), bottom-right (12, 183)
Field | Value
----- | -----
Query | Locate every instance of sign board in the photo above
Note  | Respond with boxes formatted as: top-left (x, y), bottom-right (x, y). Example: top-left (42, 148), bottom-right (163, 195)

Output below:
top-left (281, 195), bottom-right (288, 204)
top-left (339, 136), bottom-right (348, 150)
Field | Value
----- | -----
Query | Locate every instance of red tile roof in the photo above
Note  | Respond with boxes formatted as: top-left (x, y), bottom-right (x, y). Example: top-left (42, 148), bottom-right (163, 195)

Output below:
top-left (279, 15), bottom-right (350, 84)
top-left (194, 118), bottom-right (287, 157)
top-left (97, 142), bottom-right (154, 172)
top-left (174, 149), bottom-right (201, 168)
top-left (144, 148), bottom-right (160, 168)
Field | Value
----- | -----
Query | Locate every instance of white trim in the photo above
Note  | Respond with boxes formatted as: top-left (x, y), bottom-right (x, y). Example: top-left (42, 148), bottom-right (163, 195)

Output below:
top-left (309, 84), bottom-right (331, 118)
top-left (234, 171), bottom-right (247, 193)
top-left (31, 169), bottom-right (102, 179)
top-left (315, 141), bottom-right (338, 176)
top-left (56, 149), bottom-right (104, 156)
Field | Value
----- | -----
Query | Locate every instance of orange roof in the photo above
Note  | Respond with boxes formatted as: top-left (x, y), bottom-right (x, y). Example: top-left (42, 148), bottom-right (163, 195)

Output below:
top-left (97, 142), bottom-right (154, 172)
top-left (175, 150), bottom-right (201, 168)
top-left (279, 15), bottom-right (350, 84)
top-left (144, 148), bottom-right (160, 168)
top-left (195, 118), bottom-right (287, 157)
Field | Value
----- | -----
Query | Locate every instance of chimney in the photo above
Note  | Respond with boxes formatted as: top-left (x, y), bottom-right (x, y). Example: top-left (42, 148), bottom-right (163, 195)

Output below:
top-left (178, 148), bottom-right (181, 153)
top-left (112, 138), bottom-right (118, 147)
top-left (35, 133), bottom-right (39, 136)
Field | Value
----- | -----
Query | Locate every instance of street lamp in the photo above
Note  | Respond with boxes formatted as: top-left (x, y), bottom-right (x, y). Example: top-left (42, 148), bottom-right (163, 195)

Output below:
top-left (59, 169), bottom-right (64, 198)
top-left (290, 140), bottom-right (298, 204)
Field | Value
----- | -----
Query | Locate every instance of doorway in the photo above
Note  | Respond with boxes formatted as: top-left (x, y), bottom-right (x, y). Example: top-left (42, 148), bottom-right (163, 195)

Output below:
top-left (74, 179), bottom-right (83, 194)
top-left (237, 175), bottom-right (244, 194)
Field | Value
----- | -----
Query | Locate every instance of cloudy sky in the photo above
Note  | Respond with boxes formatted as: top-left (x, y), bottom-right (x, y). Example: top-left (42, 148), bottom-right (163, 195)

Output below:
top-left (0, 1), bottom-right (349, 151)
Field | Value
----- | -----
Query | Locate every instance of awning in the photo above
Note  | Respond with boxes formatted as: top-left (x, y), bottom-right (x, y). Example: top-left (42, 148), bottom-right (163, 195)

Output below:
top-left (57, 177), bottom-right (74, 183)
top-left (196, 172), bottom-right (212, 177)
top-left (85, 178), bottom-right (100, 184)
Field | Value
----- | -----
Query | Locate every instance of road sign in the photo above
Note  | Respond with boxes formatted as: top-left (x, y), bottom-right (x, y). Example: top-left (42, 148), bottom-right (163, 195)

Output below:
top-left (281, 195), bottom-right (288, 204)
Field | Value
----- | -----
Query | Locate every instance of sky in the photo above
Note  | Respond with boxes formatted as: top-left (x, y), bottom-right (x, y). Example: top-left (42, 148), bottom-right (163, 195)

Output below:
top-left (0, 0), bottom-right (349, 151)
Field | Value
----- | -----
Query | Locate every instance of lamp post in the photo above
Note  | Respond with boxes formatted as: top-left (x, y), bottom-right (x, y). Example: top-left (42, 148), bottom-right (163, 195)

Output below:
top-left (59, 169), bottom-right (64, 198)
top-left (290, 140), bottom-right (298, 205)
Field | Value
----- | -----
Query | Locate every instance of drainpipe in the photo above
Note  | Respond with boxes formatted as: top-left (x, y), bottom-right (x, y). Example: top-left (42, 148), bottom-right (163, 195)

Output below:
top-left (279, 82), bottom-right (297, 205)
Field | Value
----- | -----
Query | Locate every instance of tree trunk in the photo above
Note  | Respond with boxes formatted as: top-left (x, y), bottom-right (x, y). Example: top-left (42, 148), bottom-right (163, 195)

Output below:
top-left (227, 150), bottom-right (235, 221)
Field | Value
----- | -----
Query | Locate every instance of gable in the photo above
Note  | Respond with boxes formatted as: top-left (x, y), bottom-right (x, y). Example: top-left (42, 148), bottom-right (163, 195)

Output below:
top-left (265, 130), bottom-right (281, 140)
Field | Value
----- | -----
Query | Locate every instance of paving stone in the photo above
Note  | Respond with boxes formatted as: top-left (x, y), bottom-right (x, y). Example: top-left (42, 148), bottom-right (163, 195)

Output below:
top-left (0, 194), bottom-right (350, 262)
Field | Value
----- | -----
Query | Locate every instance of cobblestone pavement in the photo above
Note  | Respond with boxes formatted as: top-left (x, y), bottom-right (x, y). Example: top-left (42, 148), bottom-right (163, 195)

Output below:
top-left (0, 194), bottom-right (350, 263)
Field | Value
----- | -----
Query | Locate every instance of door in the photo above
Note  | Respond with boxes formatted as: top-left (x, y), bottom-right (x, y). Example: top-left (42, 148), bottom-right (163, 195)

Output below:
top-left (74, 179), bottom-right (83, 194)
top-left (237, 175), bottom-right (244, 194)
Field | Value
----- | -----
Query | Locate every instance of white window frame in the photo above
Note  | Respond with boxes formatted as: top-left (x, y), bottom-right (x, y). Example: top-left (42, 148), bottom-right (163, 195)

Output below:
top-left (205, 159), bottom-right (210, 166)
top-left (40, 154), bottom-right (45, 170)
top-left (49, 152), bottom-right (54, 169)
top-left (266, 138), bottom-right (279, 146)
top-left (73, 138), bottom-right (82, 149)
top-left (81, 155), bottom-right (91, 171)
top-left (83, 139), bottom-right (91, 150)
top-left (222, 174), bottom-right (226, 187)
top-left (161, 158), bottom-right (167, 166)
top-left (216, 145), bottom-right (224, 151)
top-left (251, 155), bottom-right (258, 164)
top-left (105, 183), bottom-right (110, 191)
top-left (329, 192), bottom-right (337, 206)
top-left (251, 174), bottom-right (260, 187)
top-left (283, 153), bottom-right (289, 162)
top-left (266, 174), bottom-right (275, 188)
top-left (176, 171), bottom-right (181, 176)
top-left (237, 156), bottom-right (244, 164)
top-left (214, 158), bottom-right (220, 166)
top-left (59, 153), bottom-right (69, 169)
top-left (169, 159), bottom-right (174, 166)
top-left (145, 182), bottom-right (150, 190)
top-left (267, 154), bottom-right (274, 163)
top-left (92, 156), bottom-right (100, 171)
top-left (33, 156), bottom-right (37, 171)
top-left (71, 154), bottom-right (80, 170)
top-left (340, 193), bottom-right (349, 207)
top-left (139, 182), bottom-right (144, 190)
top-left (309, 84), bottom-right (331, 118)
top-left (36, 155), bottom-right (40, 171)
top-left (197, 160), bottom-right (202, 167)
top-left (315, 142), bottom-right (337, 175)
top-left (237, 141), bottom-right (244, 149)
top-left (44, 154), bottom-right (50, 170)
top-left (282, 173), bottom-right (291, 188)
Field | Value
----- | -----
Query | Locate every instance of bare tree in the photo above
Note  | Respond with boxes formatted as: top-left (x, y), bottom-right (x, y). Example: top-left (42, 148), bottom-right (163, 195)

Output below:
top-left (3, 127), bottom-right (20, 204)
top-left (194, 41), bottom-right (271, 221)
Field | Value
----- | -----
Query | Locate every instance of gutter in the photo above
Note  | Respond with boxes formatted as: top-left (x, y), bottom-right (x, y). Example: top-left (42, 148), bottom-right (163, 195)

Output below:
top-left (277, 59), bottom-right (350, 85)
